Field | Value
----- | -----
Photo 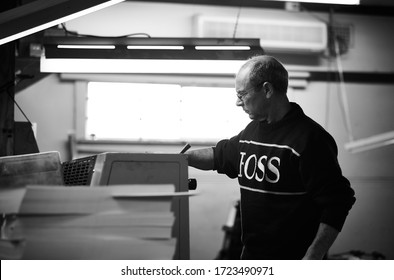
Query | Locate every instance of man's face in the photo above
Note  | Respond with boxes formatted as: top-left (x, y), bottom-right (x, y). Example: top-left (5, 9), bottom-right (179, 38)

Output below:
top-left (235, 66), bottom-right (269, 122)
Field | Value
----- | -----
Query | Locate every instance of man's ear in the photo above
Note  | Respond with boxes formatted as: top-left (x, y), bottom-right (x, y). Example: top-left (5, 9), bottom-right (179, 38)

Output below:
top-left (263, 82), bottom-right (274, 98)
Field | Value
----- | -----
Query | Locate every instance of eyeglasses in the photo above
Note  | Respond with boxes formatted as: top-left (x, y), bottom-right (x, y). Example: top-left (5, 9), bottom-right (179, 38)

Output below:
top-left (236, 81), bottom-right (267, 100)
top-left (236, 85), bottom-right (257, 101)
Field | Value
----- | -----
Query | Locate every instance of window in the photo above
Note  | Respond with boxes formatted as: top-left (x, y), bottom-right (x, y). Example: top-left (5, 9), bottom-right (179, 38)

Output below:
top-left (86, 82), bottom-right (250, 142)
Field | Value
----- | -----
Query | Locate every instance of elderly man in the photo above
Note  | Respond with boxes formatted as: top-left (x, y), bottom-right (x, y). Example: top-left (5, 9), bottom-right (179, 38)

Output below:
top-left (186, 55), bottom-right (355, 260)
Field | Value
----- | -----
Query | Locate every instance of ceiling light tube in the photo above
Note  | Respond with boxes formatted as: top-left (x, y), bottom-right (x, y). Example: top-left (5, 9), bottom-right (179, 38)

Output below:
top-left (195, 46), bottom-right (251, 51)
top-left (57, 44), bottom-right (116, 49)
top-left (127, 45), bottom-right (184, 50)
top-left (40, 58), bottom-right (246, 74)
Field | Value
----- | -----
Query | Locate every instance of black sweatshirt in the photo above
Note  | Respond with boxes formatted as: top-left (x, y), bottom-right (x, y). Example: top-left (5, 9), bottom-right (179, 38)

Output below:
top-left (213, 103), bottom-right (356, 259)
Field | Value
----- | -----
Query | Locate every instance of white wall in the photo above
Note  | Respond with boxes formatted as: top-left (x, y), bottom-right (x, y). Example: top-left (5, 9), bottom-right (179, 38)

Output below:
top-left (15, 74), bottom-right (74, 162)
top-left (15, 1), bottom-right (394, 259)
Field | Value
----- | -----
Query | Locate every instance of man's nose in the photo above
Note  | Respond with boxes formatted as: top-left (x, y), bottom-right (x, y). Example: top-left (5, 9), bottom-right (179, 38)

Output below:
top-left (236, 98), bottom-right (243, 107)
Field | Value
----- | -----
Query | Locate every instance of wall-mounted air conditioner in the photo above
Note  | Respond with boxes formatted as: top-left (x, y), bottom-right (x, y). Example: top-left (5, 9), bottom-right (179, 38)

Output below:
top-left (193, 15), bottom-right (328, 54)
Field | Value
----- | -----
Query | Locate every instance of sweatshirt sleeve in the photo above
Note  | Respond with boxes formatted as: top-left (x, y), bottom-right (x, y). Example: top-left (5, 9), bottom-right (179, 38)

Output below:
top-left (213, 132), bottom-right (242, 179)
top-left (299, 131), bottom-right (356, 232)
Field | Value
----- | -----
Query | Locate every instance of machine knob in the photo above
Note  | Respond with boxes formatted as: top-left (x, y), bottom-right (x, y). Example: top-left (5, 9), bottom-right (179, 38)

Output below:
top-left (188, 178), bottom-right (197, 190)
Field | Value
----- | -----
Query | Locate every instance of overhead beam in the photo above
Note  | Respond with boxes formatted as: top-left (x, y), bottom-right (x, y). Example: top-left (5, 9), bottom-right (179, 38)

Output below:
top-left (0, 0), bottom-right (125, 45)
top-left (128, 0), bottom-right (394, 16)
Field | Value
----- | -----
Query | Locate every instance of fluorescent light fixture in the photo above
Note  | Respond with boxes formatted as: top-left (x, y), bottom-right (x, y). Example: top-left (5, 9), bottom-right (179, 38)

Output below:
top-left (195, 46), bottom-right (251, 50)
top-left (127, 45), bottom-right (184, 50)
top-left (58, 45), bottom-right (116, 49)
top-left (40, 58), bottom-right (246, 74)
top-left (0, 0), bottom-right (125, 46)
top-left (272, 0), bottom-right (359, 4)
top-left (345, 131), bottom-right (394, 153)
top-left (41, 37), bottom-right (264, 74)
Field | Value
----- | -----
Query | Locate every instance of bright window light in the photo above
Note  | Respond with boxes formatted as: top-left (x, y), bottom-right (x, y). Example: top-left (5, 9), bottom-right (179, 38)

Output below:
top-left (86, 82), bottom-right (250, 142)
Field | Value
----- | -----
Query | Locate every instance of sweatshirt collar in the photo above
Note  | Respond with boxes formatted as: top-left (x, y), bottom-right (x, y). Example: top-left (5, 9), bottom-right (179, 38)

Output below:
top-left (259, 102), bottom-right (304, 129)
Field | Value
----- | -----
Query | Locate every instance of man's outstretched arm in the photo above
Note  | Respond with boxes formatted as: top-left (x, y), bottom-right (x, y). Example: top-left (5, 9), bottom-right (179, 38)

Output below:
top-left (186, 148), bottom-right (215, 170)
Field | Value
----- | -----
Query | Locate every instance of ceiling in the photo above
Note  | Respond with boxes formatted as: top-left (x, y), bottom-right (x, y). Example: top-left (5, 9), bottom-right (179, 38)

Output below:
top-left (128, 0), bottom-right (394, 15)
top-left (132, 0), bottom-right (394, 7)
top-left (2, 0), bottom-right (393, 92)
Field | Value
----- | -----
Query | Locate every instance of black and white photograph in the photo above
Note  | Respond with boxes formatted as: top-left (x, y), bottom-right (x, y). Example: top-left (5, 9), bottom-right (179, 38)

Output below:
top-left (1, 0), bottom-right (393, 278)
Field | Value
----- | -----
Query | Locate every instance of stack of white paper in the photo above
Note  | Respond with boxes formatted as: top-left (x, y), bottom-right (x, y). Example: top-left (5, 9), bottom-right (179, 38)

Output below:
top-left (9, 184), bottom-right (185, 260)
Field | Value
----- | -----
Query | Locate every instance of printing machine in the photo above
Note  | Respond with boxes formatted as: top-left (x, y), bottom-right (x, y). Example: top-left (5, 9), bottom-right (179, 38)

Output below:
top-left (0, 151), bottom-right (195, 259)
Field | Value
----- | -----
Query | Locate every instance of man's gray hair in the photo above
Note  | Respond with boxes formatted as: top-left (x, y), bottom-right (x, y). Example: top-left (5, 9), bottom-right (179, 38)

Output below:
top-left (242, 55), bottom-right (289, 94)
